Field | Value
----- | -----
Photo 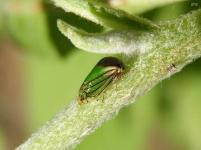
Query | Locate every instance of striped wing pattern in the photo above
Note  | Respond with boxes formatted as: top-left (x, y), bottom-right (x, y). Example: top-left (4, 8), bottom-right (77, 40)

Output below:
top-left (79, 69), bottom-right (118, 100)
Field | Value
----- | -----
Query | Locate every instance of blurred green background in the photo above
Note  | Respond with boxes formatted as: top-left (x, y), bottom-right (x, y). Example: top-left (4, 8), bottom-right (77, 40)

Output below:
top-left (0, 0), bottom-right (201, 150)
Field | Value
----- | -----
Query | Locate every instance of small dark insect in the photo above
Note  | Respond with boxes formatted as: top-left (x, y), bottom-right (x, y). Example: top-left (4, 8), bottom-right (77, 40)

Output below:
top-left (167, 64), bottom-right (176, 73)
top-left (78, 57), bottom-right (125, 104)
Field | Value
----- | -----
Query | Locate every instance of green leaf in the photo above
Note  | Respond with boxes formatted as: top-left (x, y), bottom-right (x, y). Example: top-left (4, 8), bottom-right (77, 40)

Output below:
top-left (57, 19), bottom-right (154, 54)
top-left (52, 0), bottom-right (158, 30)
top-left (58, 8), bottom-right (201, 57)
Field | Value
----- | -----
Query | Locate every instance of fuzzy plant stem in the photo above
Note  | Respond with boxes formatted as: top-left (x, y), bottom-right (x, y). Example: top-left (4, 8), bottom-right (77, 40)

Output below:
top-left (16, 7), bottom-right (201, 150)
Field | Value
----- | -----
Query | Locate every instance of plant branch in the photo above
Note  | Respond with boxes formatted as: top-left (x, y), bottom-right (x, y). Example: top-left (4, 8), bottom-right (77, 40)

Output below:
top-left (16, 8), bottom-right (201, 150)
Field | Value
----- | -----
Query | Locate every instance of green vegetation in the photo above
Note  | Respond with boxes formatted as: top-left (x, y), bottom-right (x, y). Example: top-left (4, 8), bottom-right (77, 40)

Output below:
top-left (1, 0), bottom-right (201, 150)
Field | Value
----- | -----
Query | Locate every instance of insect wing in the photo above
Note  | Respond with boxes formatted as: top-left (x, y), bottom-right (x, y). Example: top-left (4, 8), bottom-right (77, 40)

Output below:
top-left (84, 66), bottom-right (115, 84)
top-left (79, 57), bottom-right (124, 102)
top-left (82, 69), bottom-right (117, 98)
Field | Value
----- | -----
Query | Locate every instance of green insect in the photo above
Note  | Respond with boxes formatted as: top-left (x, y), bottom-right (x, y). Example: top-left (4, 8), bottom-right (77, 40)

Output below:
top-left (78, 57), bottom-right (125, 104)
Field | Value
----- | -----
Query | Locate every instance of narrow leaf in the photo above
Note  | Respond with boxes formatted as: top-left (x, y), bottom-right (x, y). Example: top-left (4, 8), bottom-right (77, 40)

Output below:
top-left (57, 19), bottom-right (154, 54)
